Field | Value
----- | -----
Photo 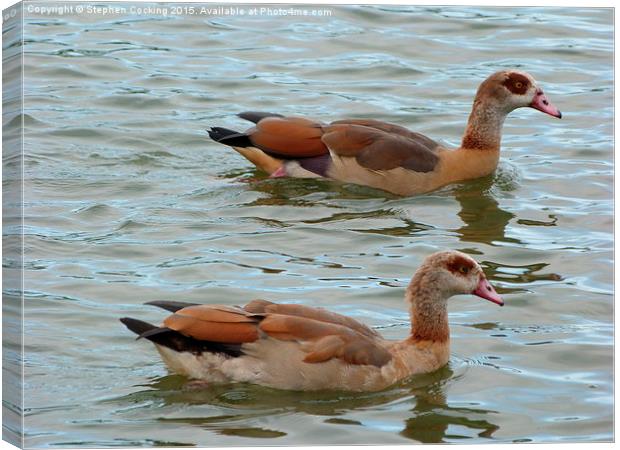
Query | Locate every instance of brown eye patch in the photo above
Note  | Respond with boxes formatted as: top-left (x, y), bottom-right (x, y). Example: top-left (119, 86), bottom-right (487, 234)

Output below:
top-left (503, 73), bottom-right (530, 95)
top-left (446, 255), bottom-right (476, 276)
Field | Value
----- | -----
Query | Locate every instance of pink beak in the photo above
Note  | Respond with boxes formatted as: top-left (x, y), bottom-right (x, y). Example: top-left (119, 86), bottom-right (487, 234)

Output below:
top-left (530, 89), bottom-right (562, 119)
top-left (473, 277), bottom-right (504, 306)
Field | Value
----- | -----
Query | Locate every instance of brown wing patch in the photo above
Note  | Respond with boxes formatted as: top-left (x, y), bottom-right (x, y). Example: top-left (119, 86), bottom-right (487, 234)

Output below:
top-left (260, 314), bottom-right (392, 367)
top-left (503, 73), bottom-right (530, 95)
top-left (259, 314), bottom-right (355, 341)
top-left (337, 337), bottom-right (392, 367)
top-left (323, 124), bottom-right (440, 173)
top-left (247, 116), bottom-right (328, 158)
top-left (243, 299), bottom-right (276, 313)
top-left (303, 335), bottom-right (392, 367)
top-left (163, 305), bottom-right (260, 343)
top-left (331, 118), bottom-right (440, 150)
top-left (173, 304), bottom-right (258, 323)
top-left (301, 335), bottom-right (346, 363)
top-left (260, 303), bottom-right (379, 338)
top-left (321, 124), bottom-right (378, 156)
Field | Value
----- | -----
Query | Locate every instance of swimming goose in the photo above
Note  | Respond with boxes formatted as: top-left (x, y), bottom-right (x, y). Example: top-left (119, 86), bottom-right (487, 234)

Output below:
top-left (120, 251), bottom-right (503, 392)
top-left (208, 70), bottom-right (561, 196)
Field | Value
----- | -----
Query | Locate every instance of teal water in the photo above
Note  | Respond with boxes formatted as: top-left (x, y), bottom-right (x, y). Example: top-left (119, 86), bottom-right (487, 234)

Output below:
top-left (3, 3), bottom-right (614, 447)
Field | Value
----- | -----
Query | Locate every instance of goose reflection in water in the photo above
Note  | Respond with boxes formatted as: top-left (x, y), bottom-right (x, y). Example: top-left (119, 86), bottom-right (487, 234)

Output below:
top-left (112, 365), bottom-right (499, 444)
top-left (223, 168), bottom-right (561, 289)
top-left (401, 382), bottom-right (500, 442)
top-left (226, 167), bottom-right (515, 245)
top-left (453, 176), bottom-right (517, 245)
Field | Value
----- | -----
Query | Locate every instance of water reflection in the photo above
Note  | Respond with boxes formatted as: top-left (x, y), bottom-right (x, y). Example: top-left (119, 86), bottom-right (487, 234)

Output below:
top-left (110, 365), bottom-right (500, 444)
top-left (237, 170), bottom-right (392, 205)
top-left (484, 260), bottom-right (563, 287)
top-left (401, 394), bottom-right (500, 442)
top-left (226, 169), bottom-right (514, 244)
top-left (453, 176), bottom-right (516, 246)
top-left (399, 367), bottom-right (500, 443)
top-left (219, 171), bottom-right (563, 296)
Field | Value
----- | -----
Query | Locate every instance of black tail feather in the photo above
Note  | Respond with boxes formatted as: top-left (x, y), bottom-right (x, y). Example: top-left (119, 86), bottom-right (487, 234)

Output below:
top-left (207, 127), bottom-right (253, 148)
top-left (208, 111), bottom-right (284, 148)
top-left (208, 126), bottom-right (241, 142)
top-left (120, 317), bottom-right (157, 337)
top-left (238, 111), bottom-right (283, 124)
top-left (145, 300), bottom-right (199, 313)
top-left (119, 317), bottom-right (243, 357)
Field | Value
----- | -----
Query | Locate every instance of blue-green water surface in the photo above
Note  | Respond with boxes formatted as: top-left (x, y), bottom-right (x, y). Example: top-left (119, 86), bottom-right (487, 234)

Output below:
top-left (3, 3), bottom-right (614, 447)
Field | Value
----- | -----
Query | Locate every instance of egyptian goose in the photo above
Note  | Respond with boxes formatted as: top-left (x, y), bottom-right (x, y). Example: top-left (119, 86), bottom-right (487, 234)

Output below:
top-left (120, 251), bottom-right (503, 392)
top-left (208, 70), bottom-right (561, 196)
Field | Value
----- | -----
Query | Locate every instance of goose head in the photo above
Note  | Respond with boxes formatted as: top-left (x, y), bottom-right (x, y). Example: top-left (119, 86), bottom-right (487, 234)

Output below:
top-left (409, 251), bottom-right (504, 306)
top-left (475, 70), bottom-right (562, 119)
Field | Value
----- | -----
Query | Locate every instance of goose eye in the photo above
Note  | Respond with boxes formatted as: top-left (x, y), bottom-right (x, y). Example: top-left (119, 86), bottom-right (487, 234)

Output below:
top-left (515, 82), bottom-right (523, 89)
top-left (459, 266), bottom-right (470, 275)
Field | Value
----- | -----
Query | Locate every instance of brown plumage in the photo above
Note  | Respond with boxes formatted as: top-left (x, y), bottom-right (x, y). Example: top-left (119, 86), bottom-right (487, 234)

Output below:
top-left (163, 305), bottom-right (260, 343)
top-left (322, 124), bottom-right (440, 172)
top-left (249, 116), bottom-right (327, 157)
top-left (120, 251), bottom-right (504, 391)
top-left (208, 70), bottom-right (561, 196)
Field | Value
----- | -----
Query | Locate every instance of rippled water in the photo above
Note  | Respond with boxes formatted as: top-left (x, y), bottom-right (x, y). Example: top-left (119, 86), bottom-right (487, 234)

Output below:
top-left (3, 3), bottom-right (613, 447)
